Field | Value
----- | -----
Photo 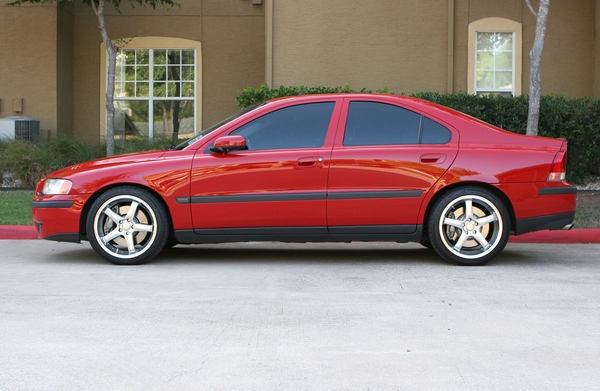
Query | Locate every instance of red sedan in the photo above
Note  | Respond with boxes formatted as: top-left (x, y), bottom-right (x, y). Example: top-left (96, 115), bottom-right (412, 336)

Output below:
top-left (31, 94), bottom-right (576, 265)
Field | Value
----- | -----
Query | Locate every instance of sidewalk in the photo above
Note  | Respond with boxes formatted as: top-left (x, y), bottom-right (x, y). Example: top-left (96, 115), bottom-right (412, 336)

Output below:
top-left (1, 225), bottom-right (600, 243)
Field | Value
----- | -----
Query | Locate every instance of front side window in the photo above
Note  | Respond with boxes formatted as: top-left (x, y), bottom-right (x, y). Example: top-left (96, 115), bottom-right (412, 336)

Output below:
top-left (231, 102), bottom-right (335, 150)
top-left (343, 102), bottom-right (450, 146)
top-left (114, 48), bottom-right (196, 140)
top-left (475, 32), bottom-right (514, 96)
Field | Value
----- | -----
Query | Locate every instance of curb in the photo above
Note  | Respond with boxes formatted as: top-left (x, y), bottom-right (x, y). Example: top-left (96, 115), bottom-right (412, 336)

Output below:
top-left (1, 225), bottom-right (600, 243)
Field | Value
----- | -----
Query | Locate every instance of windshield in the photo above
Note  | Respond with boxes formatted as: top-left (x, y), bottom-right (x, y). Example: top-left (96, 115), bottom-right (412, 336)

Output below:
top-left (174, 104), bottom-right (264, 150)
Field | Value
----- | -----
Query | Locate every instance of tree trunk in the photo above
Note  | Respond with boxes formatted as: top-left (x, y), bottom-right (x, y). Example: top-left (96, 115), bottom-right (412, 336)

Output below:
top-left (526, 0), bottom-right (550, 136)
top-left (92, 0), bottom-right (117, 156)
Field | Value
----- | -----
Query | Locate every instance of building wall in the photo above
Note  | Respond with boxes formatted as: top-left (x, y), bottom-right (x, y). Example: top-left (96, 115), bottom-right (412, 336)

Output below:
top-left (1, 0), bottom-right (264, 142)
top-left (270, 0), bottom-right (597, 98)
top-left (0, 4), bottom-right (59, 137)
top-left (270, 0), bottom-right (448, 94)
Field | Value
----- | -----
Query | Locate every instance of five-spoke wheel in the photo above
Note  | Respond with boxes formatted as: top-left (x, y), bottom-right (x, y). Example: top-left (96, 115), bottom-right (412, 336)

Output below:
top-left (86, 187), bottom-right (169, 265)
top-left (428, 187), bottom-right (510, 266)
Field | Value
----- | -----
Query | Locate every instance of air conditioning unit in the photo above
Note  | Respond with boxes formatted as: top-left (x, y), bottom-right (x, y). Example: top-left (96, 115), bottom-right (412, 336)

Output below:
top-left (0, 116), bottom-right (40, 143)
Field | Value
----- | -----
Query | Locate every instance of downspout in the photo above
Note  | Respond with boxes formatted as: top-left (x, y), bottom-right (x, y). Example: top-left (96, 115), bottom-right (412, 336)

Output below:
top-left (447, 0), bottom-right (455, 93)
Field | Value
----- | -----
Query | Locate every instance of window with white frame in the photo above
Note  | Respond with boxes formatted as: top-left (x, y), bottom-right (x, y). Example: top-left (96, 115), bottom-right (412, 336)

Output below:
top-left (467, 18), bottom-right (522, 97)
top-left (113, 48), bottom-right (196, 140)
top-left (475, 32), bottom-right (514, 96)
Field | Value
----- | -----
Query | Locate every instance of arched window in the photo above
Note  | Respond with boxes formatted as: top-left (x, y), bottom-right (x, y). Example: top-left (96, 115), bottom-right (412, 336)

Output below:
top-left (468, 18), bottom-right (522, 96)
top-left (101, 37), bottom-right (202, 141)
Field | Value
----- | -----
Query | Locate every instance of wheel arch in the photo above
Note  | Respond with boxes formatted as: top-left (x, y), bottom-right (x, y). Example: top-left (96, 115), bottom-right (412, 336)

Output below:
top-left (79, 183), bottom-right (174, 241)
top-left (422, 181), bottom-right (517, 236)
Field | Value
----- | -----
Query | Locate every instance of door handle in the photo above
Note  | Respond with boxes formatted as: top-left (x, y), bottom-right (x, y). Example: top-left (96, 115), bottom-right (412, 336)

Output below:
top-left (420, 153), bottom-right (446, 164)
top-left (297, 156), bottom-right (324, 167)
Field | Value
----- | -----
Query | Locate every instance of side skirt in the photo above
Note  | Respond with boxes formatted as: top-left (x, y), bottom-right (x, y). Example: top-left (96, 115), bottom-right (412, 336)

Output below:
top-left (174, 226), bottom-right (423, 244)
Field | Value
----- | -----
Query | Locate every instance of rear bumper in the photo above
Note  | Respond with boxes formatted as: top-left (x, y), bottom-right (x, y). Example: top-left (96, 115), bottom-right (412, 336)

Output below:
top-left (514, 211), bottom-right (575, 235)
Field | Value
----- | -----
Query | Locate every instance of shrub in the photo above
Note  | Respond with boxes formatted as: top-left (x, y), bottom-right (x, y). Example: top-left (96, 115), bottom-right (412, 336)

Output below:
top-left (0, 136), bottom-right (178, 188)
top-left (236, 85), bottom-right (600, 184)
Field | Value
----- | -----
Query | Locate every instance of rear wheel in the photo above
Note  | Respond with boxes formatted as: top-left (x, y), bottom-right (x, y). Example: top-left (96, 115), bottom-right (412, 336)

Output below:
top-left (428, 187), bottom-right (510, 266)
top-left (86, 187), bottom-right (169, 265)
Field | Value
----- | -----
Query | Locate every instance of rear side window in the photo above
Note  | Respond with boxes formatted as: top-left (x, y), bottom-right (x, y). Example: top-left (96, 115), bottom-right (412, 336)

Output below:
top-left (231, 102), bottom-right (335, 150)
top-left (421, 117), bottom-right (452, 144)
top-left (343, 101), bottom-right (451, 146)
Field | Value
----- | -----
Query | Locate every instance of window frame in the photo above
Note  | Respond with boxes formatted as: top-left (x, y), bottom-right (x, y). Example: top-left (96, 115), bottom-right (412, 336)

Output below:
top-left (100, 37), bottom-right (202, 141)
top-left (468, 18), bottom-right (522, 96)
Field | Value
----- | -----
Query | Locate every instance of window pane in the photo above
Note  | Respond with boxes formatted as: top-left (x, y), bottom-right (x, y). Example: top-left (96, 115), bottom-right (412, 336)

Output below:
top-left (182, 66), bottom-right (194, 81)
top-left (182, 82), bottom-right (195, 98)
top-left (136, 65), bottom-right (149, 81)
top-left (182, 50), bottom-right (194, 65)
top-left (476, 32), bottom-right (494, 51)
top-left (495, 51), bottom-right (512, 70)
top-left (124, 50), bottom-right (136, 65)
top-left (495, 71), bottom-right (513, 89)
top-left (136, 50), bottom-right (149, 65)
top-left (153, 82), bottom-right (167, 98)
top-left (476, 70), bottom-right (494, 89)
top-left (114, 100), bottom-right (149, 137)
top-left (476, 52), bottom-right (494, 70)
top-left (154, 50), bottom-right (167, 65)
top-left (496, 33), bottom-right (513, 51)
top-left (421, 117), bottom-right (451, 144)
top-left (167, 50), bottom-right (181, 65)
top-left (343, 102), bottom-right (421, 146)
top-left (153, 100), bottom-right (195, 139)
top-left (154, 65), bottom-right (167, 81)
top-left (232, 102), bottom-right (335, 150)
top-left (168, 65), bottom-right (182, 82)
top-left (167, 82), bottom-right (179, 97)
top-left (136, 82), bottom-right (149, 98)
top-left (125, 66), bottom-right (136, 81)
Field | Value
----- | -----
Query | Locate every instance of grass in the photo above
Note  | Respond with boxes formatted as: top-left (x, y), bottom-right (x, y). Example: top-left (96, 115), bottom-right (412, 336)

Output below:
top-left (1, 189), bottom-right (599, 228)
top-left (0, 190), bottom-right (34, 225)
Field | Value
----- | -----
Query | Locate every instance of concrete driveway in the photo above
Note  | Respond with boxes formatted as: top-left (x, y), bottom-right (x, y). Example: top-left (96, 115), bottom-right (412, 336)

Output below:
top-left (1, 240), bottom-right (599, 390)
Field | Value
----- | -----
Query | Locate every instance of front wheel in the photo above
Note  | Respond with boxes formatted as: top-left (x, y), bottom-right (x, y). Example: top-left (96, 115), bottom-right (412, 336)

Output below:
top-left (86, 187), bottom-right (170, 265)
top-left (428, 187), bottom-right (510, 266)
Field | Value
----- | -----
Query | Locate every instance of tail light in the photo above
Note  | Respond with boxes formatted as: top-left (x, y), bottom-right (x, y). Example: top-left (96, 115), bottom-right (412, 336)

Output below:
top-left (547, 150), bottom-right (567, 182)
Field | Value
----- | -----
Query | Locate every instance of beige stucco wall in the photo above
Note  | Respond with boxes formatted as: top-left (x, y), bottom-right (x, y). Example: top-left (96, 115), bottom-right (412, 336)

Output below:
top-left (270, 0), bottom-right (596, 98)
top-left (0, 4), bottom-right (59, 137)
top-left (270, 0), bottom-right (448, 94)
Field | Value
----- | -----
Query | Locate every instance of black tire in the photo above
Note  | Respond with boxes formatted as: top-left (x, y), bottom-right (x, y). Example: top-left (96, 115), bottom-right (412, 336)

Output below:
top-left (427, 187), bottom-right (510, 266)
top-left (86, 186), bottom-right (170, 265)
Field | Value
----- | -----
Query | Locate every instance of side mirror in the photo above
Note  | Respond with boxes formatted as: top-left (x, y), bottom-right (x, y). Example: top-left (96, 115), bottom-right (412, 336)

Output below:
top-left (210, 135), bottom-right (247, 154)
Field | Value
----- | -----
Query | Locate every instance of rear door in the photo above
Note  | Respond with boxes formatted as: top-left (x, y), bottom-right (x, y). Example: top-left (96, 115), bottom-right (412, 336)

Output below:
top-left (327, 98), bottom-right (459, 234)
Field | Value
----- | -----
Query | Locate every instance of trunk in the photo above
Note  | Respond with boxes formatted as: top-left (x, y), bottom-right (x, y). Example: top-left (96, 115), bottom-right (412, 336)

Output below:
top-left (169, 53), bottom-right (181, 143)
top-left (526, 0), bottom-right (550, 136)
top-left (92, 0), bottom-right (116, 156)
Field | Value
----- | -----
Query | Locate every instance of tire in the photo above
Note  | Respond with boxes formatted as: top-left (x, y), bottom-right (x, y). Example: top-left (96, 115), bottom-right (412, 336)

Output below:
top-left (427, 187), bottom-right (510, 266)
top-left (86, 187), bottom-right (170, 265)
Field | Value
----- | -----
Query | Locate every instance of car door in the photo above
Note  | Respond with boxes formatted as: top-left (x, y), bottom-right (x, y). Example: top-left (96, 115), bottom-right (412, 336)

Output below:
top-left (190, 99), bottom-right (341, 236)
top-left (327, 98), bottom-right (459, 235)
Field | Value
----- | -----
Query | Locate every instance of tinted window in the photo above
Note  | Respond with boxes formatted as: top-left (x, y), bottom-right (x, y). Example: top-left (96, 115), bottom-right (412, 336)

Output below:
top-left (231, 102), bottom-right (335, 150)
top-left (421, 117), bottom-right (452, 144)
top-left (343, 102), bottom-right (421, 146)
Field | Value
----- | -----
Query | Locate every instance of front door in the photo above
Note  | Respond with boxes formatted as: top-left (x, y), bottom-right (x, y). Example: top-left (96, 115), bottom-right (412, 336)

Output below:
top-left (190, 100), bottom-right (341, 236)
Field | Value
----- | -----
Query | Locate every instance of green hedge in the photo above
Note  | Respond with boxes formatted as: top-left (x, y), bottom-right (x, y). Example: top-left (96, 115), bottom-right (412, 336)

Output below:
top-left (0, 136), bottom-right (176, 188)
top-left (237, 85), bottom-right (600, 184)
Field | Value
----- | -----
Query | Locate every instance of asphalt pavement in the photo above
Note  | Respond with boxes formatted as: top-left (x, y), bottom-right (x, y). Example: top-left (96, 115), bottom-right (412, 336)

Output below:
top-left (1, 240), bottom-right (599, 390)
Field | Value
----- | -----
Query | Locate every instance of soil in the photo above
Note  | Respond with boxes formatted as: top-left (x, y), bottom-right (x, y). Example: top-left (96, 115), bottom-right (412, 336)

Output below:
top-left (575, 190), bottom-right (600, 228)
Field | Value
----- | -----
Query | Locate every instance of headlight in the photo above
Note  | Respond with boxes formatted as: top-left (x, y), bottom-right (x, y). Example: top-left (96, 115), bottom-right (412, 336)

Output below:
top-left (42, 179), bottom-right (73, 195)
